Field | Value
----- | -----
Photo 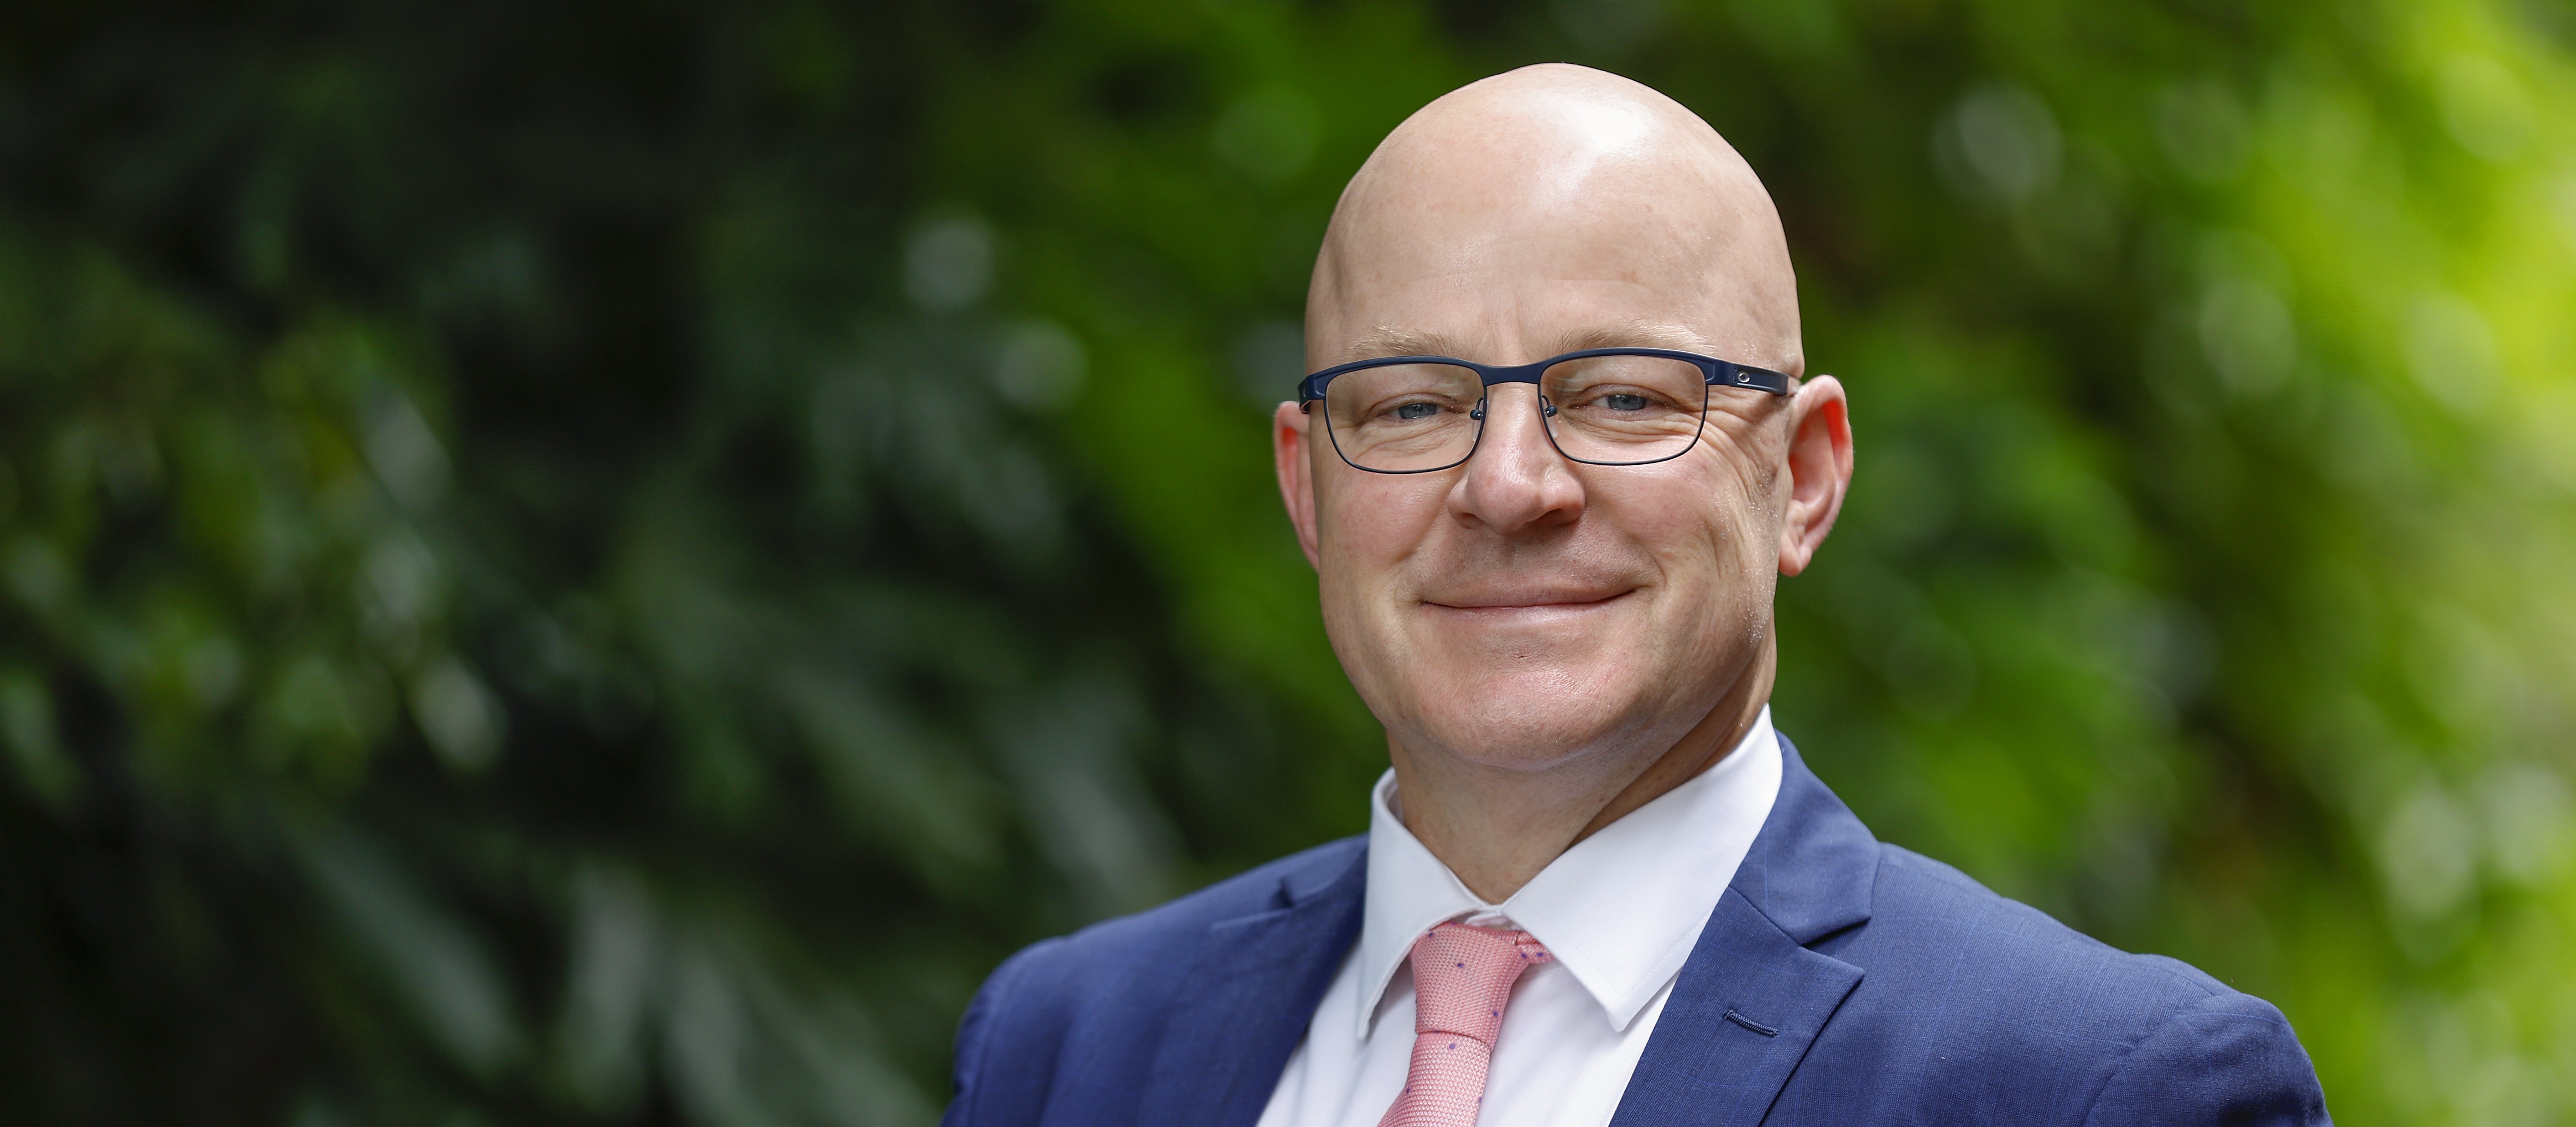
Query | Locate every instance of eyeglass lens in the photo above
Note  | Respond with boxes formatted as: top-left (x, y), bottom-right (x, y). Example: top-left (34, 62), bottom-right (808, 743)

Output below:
top-left (1320, 354), bottom-right (1710, 472)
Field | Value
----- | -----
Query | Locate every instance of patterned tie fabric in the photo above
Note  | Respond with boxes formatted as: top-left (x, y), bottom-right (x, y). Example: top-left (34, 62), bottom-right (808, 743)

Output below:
top-left (1377, 922), bottom-right (1553, 1127)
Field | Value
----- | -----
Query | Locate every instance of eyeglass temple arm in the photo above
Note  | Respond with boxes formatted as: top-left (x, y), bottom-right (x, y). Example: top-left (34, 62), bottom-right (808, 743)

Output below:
top-left (1724, 364), bottom-right (1796, 395)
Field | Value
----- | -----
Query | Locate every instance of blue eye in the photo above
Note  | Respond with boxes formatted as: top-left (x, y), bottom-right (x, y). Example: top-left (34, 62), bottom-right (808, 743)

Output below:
top-left (1392, 402), bottom-right (1441, 421)
top-left (1602, 393), bottom-right (1649, 412)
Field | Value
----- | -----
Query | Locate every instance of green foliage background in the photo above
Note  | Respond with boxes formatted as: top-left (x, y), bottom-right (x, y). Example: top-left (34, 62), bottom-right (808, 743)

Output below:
top-left (2, 0), bottom-right (2572, 1123)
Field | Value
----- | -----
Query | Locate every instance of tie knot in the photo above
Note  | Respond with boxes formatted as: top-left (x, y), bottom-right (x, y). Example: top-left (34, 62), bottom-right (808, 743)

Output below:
top-left (1406, 922), bottom-right (1550, 1045)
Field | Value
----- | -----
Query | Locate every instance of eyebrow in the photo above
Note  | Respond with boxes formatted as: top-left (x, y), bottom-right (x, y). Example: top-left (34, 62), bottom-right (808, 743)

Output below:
top-left (1335, 320), bottom-right (1714, 365)
top-left (1339, 326), bottom-right (1471, 362)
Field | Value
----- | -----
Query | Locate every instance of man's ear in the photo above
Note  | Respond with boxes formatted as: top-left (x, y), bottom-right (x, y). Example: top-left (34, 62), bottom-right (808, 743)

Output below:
top-left (1275, 401), bottom-right (1323, 569)
top-left (1777, 375), bottom-right (1852, 577)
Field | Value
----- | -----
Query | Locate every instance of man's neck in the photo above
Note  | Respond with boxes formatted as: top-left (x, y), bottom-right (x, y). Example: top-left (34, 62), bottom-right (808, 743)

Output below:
top-left (1388, 640), bottom-right (1777, 903)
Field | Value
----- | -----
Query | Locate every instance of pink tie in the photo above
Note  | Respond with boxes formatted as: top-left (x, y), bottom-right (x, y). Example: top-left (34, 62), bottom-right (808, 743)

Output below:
top-left (1377, 922), bottom-right (1553, 1127)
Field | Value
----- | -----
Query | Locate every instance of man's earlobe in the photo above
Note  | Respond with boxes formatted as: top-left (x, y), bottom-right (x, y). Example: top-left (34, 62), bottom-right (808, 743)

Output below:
top-left (1274, 401), bottom-right (1324, 569)
top-left (1777, 376), bottom-right (1853, 577)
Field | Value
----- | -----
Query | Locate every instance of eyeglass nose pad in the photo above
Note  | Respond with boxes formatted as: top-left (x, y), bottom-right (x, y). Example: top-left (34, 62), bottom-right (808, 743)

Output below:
top-left (1470, 399), bottom-right (1487, 421)
top-left (1540, 397), bottom-right (1557, 418)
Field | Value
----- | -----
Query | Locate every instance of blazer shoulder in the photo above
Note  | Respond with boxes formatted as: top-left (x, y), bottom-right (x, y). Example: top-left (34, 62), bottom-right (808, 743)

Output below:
top-left (2082, 989), bottom-right (2329, 1126)
top-left (1856, 842), bottom-right (2232, 1015)
top-left (1787, 842), bottom-right (2321, 1123)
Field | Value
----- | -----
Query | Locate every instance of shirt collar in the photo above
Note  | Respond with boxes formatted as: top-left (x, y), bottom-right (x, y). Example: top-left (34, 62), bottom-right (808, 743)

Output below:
top-left (1355, 707), bottom-right (1784, 1038)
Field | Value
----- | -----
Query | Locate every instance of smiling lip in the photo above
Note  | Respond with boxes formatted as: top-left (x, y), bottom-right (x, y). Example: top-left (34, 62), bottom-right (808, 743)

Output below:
top-left (1424, 589), bottom-right (1635, 612)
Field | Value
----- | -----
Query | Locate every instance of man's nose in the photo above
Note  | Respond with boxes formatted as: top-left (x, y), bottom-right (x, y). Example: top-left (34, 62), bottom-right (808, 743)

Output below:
top-left (1452, 383), bottom-right (1585, 534)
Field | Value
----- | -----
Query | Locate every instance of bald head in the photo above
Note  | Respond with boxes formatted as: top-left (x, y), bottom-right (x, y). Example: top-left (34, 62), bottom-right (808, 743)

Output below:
top-left (1308, 64), bottom-right (1801, 375)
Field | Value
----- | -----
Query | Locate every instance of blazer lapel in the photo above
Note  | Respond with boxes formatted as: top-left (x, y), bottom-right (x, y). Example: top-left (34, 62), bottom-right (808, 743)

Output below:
top-left (1609, 736), bottom-right (1879, 1127)
top-left (1136, 843), bottom-right (1368, 1127)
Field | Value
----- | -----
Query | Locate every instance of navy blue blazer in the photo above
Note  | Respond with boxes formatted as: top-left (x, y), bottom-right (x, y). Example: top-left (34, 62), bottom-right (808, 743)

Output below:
top-left (943, 738), bottom-right (2329, 1126)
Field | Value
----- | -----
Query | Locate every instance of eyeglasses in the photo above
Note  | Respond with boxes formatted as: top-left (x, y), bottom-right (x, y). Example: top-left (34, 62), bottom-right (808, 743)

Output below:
top-left (1295, 348), bottom-right (1794, 474)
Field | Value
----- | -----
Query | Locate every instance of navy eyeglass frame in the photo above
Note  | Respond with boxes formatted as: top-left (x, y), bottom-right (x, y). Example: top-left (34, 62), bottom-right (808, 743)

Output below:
top-left (1294, 347), bottom-right (1796, 474)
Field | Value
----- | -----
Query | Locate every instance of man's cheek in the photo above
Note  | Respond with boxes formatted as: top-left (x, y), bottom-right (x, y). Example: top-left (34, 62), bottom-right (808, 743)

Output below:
top-left (1613, 496), bottom-right (1737, 558)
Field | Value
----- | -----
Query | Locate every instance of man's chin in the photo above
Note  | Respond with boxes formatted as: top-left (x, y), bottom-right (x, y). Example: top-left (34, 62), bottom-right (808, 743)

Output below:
top-left (1396, 668), bottom-right (1664, 770)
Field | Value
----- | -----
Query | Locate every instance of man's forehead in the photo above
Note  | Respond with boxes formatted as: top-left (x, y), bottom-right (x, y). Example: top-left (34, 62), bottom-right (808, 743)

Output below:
top-left (1334, 322), bottom-right (1714, 366)
top-left (1312, 219), bottom-right (1780, 370)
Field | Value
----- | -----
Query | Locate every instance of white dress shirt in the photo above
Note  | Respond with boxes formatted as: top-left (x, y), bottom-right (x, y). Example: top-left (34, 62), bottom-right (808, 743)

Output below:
top-left (1256, 708), bottom-right (1784, 1127)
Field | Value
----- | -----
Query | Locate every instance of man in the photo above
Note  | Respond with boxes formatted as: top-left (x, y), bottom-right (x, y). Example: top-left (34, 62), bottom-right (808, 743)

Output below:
top-left (943, 64), bottom-right (2328, 1127)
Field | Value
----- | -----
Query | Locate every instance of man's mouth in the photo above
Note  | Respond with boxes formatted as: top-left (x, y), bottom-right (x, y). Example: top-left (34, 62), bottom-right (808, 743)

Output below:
top-left (1423, 588), bottom-right (1636, 612)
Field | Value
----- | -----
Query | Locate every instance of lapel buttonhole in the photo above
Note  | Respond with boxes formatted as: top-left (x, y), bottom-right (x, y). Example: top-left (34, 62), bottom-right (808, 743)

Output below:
top-left (1721, 1008), bottom-right (1779, 1037)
